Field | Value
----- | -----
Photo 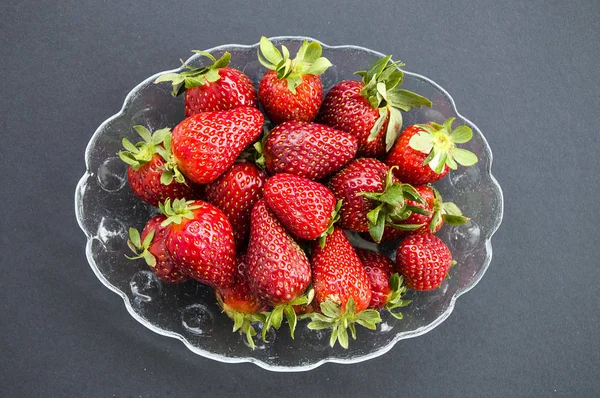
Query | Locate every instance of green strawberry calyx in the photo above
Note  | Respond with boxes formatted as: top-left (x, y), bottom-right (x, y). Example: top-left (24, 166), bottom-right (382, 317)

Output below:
top-left (154, 51), bottom-right (232, 97)
top-left (358, 166), bottom-right (430, 243)
top-left (262, 288), bottom-right (314, 342)
top-left (355, 55), bottom-right (432, 152)
top-left (125, 227), bottom-right (157, 267)
top-left (257, 37), bottom-right (332, 94)
top-left (307, 297), bottom-right (382, 349)
top-left (384, 273), bottom-right (411, 319)
top-left (318, 200), bottom-right (343, 249)
top-left (159, 198), bottom-right (201, 226)
top-left (216, 294), bottom-right (268, 350)
top-left (409, 117), bottom-right (479, 174)
top-left (429, 186), bottom-right (470, 232)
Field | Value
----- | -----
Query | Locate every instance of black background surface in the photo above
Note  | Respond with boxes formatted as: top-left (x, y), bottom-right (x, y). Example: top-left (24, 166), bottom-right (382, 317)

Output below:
top-left (1, 1), bottom-right (599, 397)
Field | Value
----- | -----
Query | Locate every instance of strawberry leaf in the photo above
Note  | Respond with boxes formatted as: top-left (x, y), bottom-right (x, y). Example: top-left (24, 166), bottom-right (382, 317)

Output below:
top-left (450, 125), bottom-right (473, 143)
top-left (452, 148), bottom-right (478, 166)
top-left (385, 107), bottom-right (403, 152)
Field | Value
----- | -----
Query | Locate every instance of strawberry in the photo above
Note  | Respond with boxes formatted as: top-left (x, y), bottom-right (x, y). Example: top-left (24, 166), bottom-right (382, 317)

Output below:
top-left (118, 125), bottom-right (201, 206)
top-left (257, 37), bottom-right (332, 125)
top-left (205, 162), bottom-right (267, 250)
top-left (154, 51), bottom-right (257, 117)
top-left (355, 248), bottom-right (409, 318)
top-left (171, 106), bottom-right (264, 184)
top-left (159, 199), bottom-right (236, 288)
top-left (259, 121), bottom-right (357, 180)
top-left (215, 254), bottom-right (269, 349)
top-left (328, 158), bottom-right (426, 242)
top-left (395, 233), bottom-right (454, 291)
top-left (126, 215), bottom-right (188, 283)
top-left (307, 228), bottom-right (381, 348)
top-left (318, 56), bottom-right (431, 157)
top-left (263, 173), bottom-right (340, 244)
top-left (385, 118), bottom-right (478, 185)
top-left (245, 199), bottom-right (313, 339)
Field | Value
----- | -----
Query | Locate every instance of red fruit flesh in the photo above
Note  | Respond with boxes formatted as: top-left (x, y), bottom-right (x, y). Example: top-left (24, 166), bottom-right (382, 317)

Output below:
top-left (355, 248), bottom-right (394, 310)
top-left (141, 215), bottom-right (189, 283)
top-left (215, 255), bottom-right (268, 314)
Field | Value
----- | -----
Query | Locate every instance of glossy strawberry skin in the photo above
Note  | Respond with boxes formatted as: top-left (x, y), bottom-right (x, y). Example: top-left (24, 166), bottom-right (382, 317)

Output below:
top-left (141, 215), bottom-right (189, 283)
top-left (164, 200), bottom-right (236, 288)
top-left (246, 200), bottom-right (312, 305)
top-left (184, 67), bottom-right (257, 117)
top-left (215, 255), bottom-right (269, 314)
top-left (385, 125), bottom-right (450, 185)
top-left (264, 121), bottom-right (357, 180)
top-left (171, 106), bottom-right (264, 184)
top-left (395, 233), bottom-right (453, 291)
top-left (264, 173), bottom-right (337, 241)
top-left (328, 158), bottom-right (395, 232)
top-left (317, 80), bottom-right (388, 157)
top-left (311, 228), bottom-right (372, 312)
top-left (127, 153), bottom-right (202, 207)
top-left (205, 162), bottom-right (267, 250)
top-left (258, 71), bottom-right (323, 125)
top-left (355, 248), bottom-right (395, 310)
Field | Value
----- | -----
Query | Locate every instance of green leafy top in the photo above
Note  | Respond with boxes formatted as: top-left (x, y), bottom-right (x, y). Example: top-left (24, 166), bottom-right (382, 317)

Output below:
top-left (428, 186), bottom-right (470, 232)
top-left (125, 227), bottom-right (157, 267)
top-left (154, 51), bottom-right (232, 96)
top-left (257, 37), bottom-right (332, 94)
top-left (158, 198), bottom-right (201, 226)
top-left (216, 294), bottom-right (268, 350)
top-left (318, 200), bottom-right (342, 249)
top-left (409, 117), bottom-right (478, 174)
top-left (384, 273), bottom-right (411, 319)
top-left (355, 56), bottom-right (432, 151)
top-left (262, 288), bottom-right (314, 342)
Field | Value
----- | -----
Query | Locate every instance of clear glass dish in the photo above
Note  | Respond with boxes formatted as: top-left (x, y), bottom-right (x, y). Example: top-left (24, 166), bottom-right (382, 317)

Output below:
top-left (74, 36), bottom-right (503, 372)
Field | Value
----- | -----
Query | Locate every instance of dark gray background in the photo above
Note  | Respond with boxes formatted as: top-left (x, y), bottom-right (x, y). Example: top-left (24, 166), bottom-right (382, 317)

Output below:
top-left (1, 0), bottom-right (598, 396)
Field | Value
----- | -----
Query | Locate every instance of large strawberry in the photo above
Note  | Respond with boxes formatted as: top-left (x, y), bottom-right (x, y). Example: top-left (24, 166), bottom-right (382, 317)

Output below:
top-left (308, 228), bottom-right (381, 348)
top-left (385, 118), bottom-right (478, 185)
top-left (159, 199), bottom-right (236, 288)
top-left (355, 248), bottom-right (409, 318)
top-left (318, 56), bottom-right (431, 157)
top-left (263, 173), bottom-right (340, 244)
top-left (257, 37), bottom-right (332, 125)
top-left (126, 215), bottom-right (188, 283)
top-left (328, 158), bottom-right (425, 243)
top-left (155, 51), bottom-right (257, 117)
top-left (205, 162), bottom-right (267, 250)
top-left (215, 254), bottom-right (269, 349)
top-left (246, 199), bottom-right (313, 339)
top-left (171, 106), bottom-right (264, 184)
top-left (259, 121), bottom-right (357, 180)
top-left (118, 125), bottom-right (201, 206)
top-left (396, 233), bottom-right (454, 291)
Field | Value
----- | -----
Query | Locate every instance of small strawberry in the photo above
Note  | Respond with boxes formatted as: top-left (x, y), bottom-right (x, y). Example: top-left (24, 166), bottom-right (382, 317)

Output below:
top-left (395, 233), bottom-right (454, 291)
top-left (171, 106), bottom-right (264, 184)
top-left (160, 199), bottom-right (236, 288)
top-left (154, 51), bottom-right (257, 117)
top-left (328, 158), bottom-right (426, 243)
top-left (126, 215), bottom-right (189, 283)
top-left (215, 254), bottom-right (269, 349)
top-left (318, 56), bottom-right (431, 157)
top-left (355, 248), bottom-right (410, 318)
top-left (205, 162), bottom-right (267, 250)
top-left (263, 173), bottom-right (341, 244)
top-left (385, 118), bottom-right (478, 185)
top-left (259, 121), bottom-right (357, 180)
top-left (118, 125), bottom-right (201, 206)
top-left (308, 228), bottom-right (381, 348)
top-left (257, 37), bottom-right (332, 125)
top-left (246, 199), bottom-right (313, 339)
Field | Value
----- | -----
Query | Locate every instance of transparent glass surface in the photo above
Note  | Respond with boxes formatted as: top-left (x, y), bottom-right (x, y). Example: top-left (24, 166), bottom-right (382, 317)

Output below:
top-left (75, 36), bottom-right (503, 371)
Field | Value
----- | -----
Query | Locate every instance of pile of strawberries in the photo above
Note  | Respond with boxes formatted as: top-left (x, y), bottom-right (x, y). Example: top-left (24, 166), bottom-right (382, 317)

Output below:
top-left (120, 38), bottom-right (478, 349)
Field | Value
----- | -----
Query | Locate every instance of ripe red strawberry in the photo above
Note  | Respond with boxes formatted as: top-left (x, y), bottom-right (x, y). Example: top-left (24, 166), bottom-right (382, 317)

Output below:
top-left (260, 121), bottom-right (357, 180)
top-left (205, 162), bottom-right (267, 250)
top-left (215, 254), bottom-right (269, 349)
top-left (308, 228), bottom-right (380, 348)
top-left (385, 118), bottom-right (478, 185)
top-left (257, 37), bottom-right (332, 125)
top-left (118, 125), bottom-right (201, 206)
top-left (160, 199), bottom-right (236, 288)
top-left (328, 158), bottom-right (426, 242)
top-left (263, 173), bottom-right (340, 243)
top-left (155, 51), bottom-right (257, 117)
top-left (318, 56), bottom-right (431, 157)
top-left (396, 233), bottom-right (454, 291)
top-left (126, 215), bottom-right (189, 283)
top-left (171, 106), bottom-right (264, 184)
top-left (355, 248), bottom-right (409, 318)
